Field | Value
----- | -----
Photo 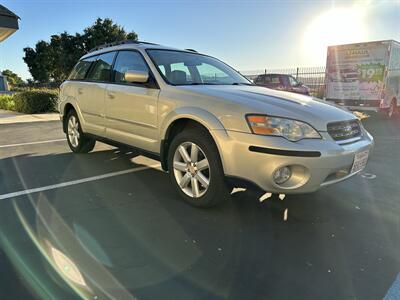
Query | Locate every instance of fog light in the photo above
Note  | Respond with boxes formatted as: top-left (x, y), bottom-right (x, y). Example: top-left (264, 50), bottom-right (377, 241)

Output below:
top-left (273, 166), bottom-right (292, 184)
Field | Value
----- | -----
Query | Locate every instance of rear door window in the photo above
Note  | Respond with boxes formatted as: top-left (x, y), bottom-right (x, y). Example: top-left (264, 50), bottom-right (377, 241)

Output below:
top-left (68, 56), bottom-right (97, 80)
top-left (87, 52), bottom-right (116, 82)
top-left (265, 75), bottom-right (281, 86)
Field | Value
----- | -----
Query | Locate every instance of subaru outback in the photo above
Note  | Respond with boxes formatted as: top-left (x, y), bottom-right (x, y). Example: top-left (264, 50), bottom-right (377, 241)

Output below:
top-left (59, 40), bottom-right (374, 207)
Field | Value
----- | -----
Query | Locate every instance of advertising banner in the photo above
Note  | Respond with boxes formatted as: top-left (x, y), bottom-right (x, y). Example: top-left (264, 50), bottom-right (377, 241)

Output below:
top-left (326, 42), bottom-right (389, 100)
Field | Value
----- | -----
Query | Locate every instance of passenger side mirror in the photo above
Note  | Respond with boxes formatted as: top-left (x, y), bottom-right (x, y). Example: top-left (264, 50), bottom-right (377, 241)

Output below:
top-left (124, 70), bottom-right (149, 83)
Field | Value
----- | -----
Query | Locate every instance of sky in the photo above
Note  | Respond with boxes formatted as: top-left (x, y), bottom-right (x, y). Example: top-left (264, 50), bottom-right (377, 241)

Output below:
top-left (1, 0), bottom-right (399, 80)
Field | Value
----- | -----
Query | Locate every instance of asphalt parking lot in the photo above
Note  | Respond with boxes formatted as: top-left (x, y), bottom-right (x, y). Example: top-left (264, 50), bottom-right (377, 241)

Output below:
top-left (0, 116), bottom-right (399, 300)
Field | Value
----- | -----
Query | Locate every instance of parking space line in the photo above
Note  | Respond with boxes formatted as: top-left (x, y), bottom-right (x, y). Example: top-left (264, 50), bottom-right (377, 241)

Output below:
top-left (0, 139), bottom-right (67, 148)
top-left (384, 273), bottom-right (400, 300)
top-left (0, 165), bottom-right (159, 200)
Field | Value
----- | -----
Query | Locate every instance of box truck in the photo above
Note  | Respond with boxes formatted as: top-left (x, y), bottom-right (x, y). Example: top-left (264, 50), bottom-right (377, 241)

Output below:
top-left (325, 40), bottom-right (400, 118)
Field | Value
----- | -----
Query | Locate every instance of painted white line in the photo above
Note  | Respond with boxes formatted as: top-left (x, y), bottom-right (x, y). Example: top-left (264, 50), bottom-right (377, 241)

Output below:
top-left (360, 172), bottom-right (377, 179)
top-left (0, 139), bottom-right (67, 148)
top-left (0, 165), bottom-right (158, 200)
top-left (384, 273), bottom-right (400, 300)
top-left (259, 192), bottom-right (272, 202)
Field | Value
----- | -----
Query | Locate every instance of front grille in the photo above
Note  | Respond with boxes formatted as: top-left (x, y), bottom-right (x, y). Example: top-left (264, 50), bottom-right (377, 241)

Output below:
top-left (327, 120), bottom-right (362, 141)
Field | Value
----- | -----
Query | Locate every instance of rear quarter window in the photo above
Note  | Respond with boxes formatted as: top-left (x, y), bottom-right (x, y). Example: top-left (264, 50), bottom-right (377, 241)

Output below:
top-left (266, 75), bottom-right (280, 84)
top-left (68, 56), bottom-right (97, 80)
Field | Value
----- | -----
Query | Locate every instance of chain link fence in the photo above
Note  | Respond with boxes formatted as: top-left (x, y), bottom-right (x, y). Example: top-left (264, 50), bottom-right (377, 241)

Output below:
top-left (241, 66), bottom-right (326, 98)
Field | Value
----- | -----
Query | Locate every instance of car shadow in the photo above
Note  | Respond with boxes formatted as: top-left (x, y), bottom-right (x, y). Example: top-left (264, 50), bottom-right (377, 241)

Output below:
top-left (0, 147), bottom-right (398, 300)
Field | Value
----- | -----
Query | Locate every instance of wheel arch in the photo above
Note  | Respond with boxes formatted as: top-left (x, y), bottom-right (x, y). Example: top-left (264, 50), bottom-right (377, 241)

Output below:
top-left (159, 107), bottom-right (228, 171)
top-left (62, 103), bottom-right (77, 133)
top-left (62, 102), bottom-right (86, 133)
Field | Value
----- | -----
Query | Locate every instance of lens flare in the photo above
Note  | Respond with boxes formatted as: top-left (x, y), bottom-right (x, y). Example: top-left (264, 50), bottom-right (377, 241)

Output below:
top-left (302, 7), bottom-right (368, 65)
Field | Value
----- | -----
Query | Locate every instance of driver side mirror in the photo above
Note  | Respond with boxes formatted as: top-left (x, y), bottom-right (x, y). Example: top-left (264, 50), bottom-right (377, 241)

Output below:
top-left (124, 70), bottom-right (149, 83)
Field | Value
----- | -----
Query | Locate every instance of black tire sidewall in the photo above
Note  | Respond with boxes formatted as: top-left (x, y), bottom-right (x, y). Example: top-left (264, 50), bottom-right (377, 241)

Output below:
top-left (65, 110), bottom-right (94, 153)
top-left (167, 129), bottom-right (228, 208)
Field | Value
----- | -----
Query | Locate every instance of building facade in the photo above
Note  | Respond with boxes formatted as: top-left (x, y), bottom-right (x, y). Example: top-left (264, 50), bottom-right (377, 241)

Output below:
top-left (0, 4), bottom-right (19, 92)
top-left (0, 72), bottom-right (9, 92)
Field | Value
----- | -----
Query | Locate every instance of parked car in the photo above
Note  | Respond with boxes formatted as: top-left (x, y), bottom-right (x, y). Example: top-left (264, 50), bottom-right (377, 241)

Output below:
top-left (254, 73), bottom-right (310, 95)
top-left (59, 40), bottom-right (374, 208)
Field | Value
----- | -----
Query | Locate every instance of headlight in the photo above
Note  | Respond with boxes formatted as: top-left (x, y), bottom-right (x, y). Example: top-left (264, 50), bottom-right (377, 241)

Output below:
top-left (246, 115), bottom-right (321, 142)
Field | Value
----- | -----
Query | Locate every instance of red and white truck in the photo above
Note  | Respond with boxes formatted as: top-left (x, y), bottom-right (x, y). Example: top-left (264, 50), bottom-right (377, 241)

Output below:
top-left (325, 40), bottom-right (400, 118)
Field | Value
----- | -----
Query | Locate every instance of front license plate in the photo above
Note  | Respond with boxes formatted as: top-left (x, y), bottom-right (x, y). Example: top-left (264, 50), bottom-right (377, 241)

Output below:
top-left (351, 150), bottom-right (369, 173)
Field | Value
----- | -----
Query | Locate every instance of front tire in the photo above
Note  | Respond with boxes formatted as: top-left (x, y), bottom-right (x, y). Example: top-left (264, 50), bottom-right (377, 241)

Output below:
top-left (65, 110), bottom-right (96, 153)
top-left (167, 128), bottom-right (229, 208)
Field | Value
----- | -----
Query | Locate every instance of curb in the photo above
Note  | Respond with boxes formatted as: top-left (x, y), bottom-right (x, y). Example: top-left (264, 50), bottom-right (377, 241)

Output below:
top-left (0, 110), bottom-right (60, 125)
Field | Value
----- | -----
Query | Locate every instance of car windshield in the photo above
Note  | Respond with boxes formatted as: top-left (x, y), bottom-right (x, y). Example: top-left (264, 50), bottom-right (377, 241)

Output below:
top-left (147, 49), bottom-right (252, 86)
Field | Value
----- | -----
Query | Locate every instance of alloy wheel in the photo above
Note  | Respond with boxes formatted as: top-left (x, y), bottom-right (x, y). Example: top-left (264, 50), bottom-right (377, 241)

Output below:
top-left (173, 142), bottom-right (210, 198)
top-left (67, 115), bottom-right (80, 148)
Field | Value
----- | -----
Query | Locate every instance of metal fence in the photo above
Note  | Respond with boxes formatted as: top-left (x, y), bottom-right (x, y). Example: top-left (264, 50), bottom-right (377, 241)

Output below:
top-left (241, 66), bottom-right (326, 98)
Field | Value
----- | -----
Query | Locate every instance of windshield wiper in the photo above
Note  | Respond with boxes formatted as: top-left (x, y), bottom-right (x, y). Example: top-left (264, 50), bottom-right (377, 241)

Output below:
top-left (231, 82), bottom-right (254, 86)
top-left (180, 83), bottom-right (217, 86)
top-left (178, 82), bottom-right (253, 86)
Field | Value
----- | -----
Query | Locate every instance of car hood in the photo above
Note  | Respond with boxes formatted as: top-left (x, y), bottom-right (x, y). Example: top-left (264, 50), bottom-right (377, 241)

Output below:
top-left (177, 85), bottom-right (356, 131)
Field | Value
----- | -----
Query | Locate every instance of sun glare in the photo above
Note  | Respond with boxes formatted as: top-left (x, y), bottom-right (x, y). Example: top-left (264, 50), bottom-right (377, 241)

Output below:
top-left (302, 7), bottom-right (368, 65)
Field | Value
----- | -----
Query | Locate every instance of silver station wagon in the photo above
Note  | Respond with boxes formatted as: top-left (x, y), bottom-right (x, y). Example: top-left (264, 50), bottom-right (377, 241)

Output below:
top-left (59, 40), bottom-right (374, 207)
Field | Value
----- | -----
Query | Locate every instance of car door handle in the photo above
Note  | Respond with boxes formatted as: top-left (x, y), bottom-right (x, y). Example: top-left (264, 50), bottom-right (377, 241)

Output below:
top-left (108, 92), bottom-right (116, 99)
top-left (77, 88), bottom-right (83, 95)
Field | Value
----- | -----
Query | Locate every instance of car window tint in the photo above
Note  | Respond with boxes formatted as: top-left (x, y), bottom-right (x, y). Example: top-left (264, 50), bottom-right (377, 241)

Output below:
top-left (288, 76), bottom-right (298, 86)
top-left (87, 52), bottom-right (116, 82)
top-left (147, 49), bottom-right (251, 86)
top-left (159, 65), bottom-right (166, 75)
top-left (113, 51), bottom-right (149, 83)
top-left (197, 63), bottom-right (231, 84)
top-left (68, 56), bottom-right (97, 80)
top-left (170, 63), bottom-right (193, 82)
top-left (266, 75), bottom-right (280, 85)
top-left (255, 75), bottom-right (265, 83)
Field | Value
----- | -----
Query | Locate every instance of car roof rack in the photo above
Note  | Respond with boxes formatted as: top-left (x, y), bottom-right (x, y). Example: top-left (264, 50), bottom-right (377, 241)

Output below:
top-left (88, 40), bottom-right (158, 53)
top-left (185, 48), bottom-right (197, 52)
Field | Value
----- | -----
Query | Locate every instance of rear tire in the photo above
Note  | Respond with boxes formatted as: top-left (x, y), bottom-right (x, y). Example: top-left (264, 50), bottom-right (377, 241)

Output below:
top-left (65, 110), bottom-right (96, 153)
top-left (167, 128), bottom-right (229, 208)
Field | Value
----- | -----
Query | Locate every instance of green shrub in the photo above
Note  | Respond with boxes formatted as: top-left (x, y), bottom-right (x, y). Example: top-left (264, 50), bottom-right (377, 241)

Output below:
top-left (0, 94), bottom-right (15, 111)
top-left (13, 89), bottom-right (59, 114)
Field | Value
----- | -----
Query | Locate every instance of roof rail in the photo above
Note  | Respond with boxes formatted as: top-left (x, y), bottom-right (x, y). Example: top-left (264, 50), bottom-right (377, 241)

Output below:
top-left (185, 48), bottom-right (197, 52)
top-left (88, 40), bottom-right (158, 53)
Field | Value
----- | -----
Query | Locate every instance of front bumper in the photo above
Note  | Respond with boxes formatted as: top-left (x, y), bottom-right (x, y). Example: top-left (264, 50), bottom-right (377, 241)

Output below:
top-left (213, 128), bottom-right (374, 194)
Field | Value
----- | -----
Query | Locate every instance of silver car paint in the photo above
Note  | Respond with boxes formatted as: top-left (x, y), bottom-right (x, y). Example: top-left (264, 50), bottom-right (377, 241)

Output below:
top-left (59, 43), bottom-right (374, 193)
